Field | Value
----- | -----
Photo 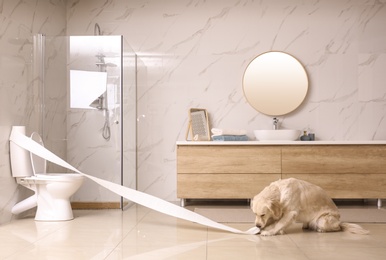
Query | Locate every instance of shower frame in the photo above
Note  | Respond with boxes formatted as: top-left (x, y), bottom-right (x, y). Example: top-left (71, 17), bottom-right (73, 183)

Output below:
top-left (34, 33), bottom-right (137, 210)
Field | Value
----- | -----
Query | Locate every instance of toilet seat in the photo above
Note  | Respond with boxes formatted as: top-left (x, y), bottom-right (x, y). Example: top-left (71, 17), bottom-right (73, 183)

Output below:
top-left (18, 173), bottom-right (83, 184)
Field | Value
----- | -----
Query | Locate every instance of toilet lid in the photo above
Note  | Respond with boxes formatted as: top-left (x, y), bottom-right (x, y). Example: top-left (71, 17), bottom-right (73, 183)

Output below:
top-left (30, 132), bottom-right (47, 175)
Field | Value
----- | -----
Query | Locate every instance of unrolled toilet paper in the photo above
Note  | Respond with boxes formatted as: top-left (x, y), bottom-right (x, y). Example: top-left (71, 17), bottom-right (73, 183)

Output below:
top-left (9, 130), bottom-right (260, 235)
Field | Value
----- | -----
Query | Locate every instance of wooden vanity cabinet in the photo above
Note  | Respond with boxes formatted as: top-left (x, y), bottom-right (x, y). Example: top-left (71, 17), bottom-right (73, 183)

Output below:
top-left (177, 143), bottom-right (386, 201)
top-left (177, 145), bottom-right (281, 199)
top-left (281, 145), bottom-right (386, 198)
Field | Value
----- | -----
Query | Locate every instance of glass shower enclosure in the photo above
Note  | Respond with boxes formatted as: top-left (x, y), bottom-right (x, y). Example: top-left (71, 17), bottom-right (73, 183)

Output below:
top-left (36, 34), bottom-right (136, 209)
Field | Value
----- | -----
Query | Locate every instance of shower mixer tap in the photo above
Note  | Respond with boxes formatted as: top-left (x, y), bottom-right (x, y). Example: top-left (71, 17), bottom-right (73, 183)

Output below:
top-left (90, 95), bottom-right (104, 110)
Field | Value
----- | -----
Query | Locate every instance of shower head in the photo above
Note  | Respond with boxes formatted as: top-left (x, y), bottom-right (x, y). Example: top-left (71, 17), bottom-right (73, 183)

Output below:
top-left (95, 53), bottom-right (118, 69)
top-left (96, 53), bottom-right (105, 61)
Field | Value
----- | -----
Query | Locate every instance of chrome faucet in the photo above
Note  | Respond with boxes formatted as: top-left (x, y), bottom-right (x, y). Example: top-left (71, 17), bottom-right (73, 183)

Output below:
top-left (273, 117), bottom-right (279, 130)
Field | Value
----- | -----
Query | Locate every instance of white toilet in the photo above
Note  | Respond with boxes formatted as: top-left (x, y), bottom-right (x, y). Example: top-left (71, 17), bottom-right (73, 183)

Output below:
top-left (10, 126), bottom-right (84, 221)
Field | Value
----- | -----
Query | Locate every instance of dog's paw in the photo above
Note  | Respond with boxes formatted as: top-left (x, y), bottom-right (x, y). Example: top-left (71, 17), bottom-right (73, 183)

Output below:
top-left (260, 229), bottom-right (284, 236)
top-left (260, 230), bottom-right (272, 236)
top-left (260, 230), bottom-right (276, 236)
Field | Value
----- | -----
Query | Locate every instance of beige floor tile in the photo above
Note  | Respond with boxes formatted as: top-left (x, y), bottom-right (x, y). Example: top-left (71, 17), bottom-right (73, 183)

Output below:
top-left (1, 204), bottom-right (386, 259)
top-left (120, 219), bottom-right (208, 247)
top-left (1, 218), bottom-right (69, 243)
top-left (208, 245), bottom-right (310, 260)
top-left (72, 209), bottom-right (140, 231)
top-left (34, 227), bottom-right (128, 247)
top-left (208, 230), bottom-right (296, 248)
top-left (8, 245), bottom-right (115, 260)
top-left (0, 245), bottom-right (34, 259)
top-left (121, 209), bottom-right (209, 246)
top-left (300, 246), bottom-right (386, 260)
top-left (288, 223), bottom-right (384, 248)
top-left (106, 244), bottom-right (207, 260)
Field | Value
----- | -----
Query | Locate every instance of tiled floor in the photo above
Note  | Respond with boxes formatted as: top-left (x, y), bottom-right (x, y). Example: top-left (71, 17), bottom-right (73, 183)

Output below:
top-left (1, 203), bottom-right (386, 259)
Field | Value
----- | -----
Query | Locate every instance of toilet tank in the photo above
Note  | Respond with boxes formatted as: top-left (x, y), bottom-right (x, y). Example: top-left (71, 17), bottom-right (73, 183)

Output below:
top-left (10, 126), bottom-right (34, 177)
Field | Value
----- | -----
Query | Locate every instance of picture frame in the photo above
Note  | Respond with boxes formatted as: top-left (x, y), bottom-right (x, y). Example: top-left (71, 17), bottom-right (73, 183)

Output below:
top-left (185, 108), bottom-right (210, 141)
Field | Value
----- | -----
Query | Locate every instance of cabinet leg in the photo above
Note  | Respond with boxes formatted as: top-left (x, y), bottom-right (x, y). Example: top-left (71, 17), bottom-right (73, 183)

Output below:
top-left (377, 199), bottom-right (382, 209)
top-left (180, 199), bottom-right (186, 207)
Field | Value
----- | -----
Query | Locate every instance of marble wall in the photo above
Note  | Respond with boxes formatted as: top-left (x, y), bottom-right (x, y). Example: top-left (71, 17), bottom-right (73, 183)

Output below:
top-left (0, 0), bottom-right (67, 224)
top-left (67, 0), bottom-right (386, 201)
top-left (1, 0), bottom-right (386, 225)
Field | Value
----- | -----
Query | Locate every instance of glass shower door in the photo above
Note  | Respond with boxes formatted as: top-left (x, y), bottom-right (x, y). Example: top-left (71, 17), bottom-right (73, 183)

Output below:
top-left (41, 35), bottom-right (136, 209)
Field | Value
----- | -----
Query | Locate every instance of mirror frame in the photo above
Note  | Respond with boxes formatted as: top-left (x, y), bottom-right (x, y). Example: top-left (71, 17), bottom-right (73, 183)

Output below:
top-left (243, 51), bottom-right (308, 116)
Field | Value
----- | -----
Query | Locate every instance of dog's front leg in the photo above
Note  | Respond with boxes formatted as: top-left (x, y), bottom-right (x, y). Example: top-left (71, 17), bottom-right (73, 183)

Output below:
top-left (261, 211), bottom-right (298, 236)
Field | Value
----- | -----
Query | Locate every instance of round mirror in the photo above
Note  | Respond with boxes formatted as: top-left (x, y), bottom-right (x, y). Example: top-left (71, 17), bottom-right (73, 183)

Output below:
top-left (243, 51), bottom-right (308, 116)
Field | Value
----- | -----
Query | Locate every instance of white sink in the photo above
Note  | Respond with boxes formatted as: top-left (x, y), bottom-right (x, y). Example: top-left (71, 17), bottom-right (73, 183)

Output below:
top-left (254, 129), bottom-right (301, 141)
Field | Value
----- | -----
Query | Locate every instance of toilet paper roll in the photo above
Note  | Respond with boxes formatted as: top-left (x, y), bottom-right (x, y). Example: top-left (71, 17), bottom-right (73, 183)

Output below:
top-left (9, 130), bottom-right (260, 235)
top-left (10, 126), bottom-right (34, 177)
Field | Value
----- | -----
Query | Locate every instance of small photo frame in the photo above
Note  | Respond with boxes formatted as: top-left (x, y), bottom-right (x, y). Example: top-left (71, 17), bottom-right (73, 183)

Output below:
top-left (185, 108), bottom-right (210, 141)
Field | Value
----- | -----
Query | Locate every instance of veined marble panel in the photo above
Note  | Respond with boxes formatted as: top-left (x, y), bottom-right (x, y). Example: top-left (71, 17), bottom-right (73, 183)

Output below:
top-left (3, 0), bottom-right (386, 219)
top-left (0, 0), bottom-right (66, 224)
top-left (67, 0), bottom-right (386, 201)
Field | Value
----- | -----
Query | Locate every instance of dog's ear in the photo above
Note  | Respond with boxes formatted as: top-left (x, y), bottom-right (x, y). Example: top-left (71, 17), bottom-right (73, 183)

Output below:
top-left (269, 200), bottom-right (282, 220)
top-left (267, 186), bottom-right (282, 219)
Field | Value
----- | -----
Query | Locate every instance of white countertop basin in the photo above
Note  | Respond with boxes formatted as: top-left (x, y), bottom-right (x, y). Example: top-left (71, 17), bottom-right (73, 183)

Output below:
top-left (254, 129), bottom-right (301, 141)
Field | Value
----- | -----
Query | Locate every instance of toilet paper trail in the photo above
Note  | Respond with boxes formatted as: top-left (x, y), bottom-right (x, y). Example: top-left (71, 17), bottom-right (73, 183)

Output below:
top-left (9, 131), bottom-right (259, 235)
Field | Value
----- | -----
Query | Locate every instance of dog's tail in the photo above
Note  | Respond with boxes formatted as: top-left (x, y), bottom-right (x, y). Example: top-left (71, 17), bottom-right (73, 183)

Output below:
top-left (340, 222), bottom-right (369, 235)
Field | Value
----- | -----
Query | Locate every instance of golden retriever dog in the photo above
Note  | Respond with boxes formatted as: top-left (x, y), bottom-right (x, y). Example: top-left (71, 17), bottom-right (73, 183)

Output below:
top-left (251, 178), bottom-right (369, 236)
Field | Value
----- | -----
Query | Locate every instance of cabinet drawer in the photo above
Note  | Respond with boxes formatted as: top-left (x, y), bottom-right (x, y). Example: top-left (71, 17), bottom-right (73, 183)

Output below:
top-left (282, 173), bottom-right (386, 198)
top-left (177, 145), bottom-right (281, 174)
top-left (282, 146), bottom-right (386, 174)
top-left (177, 173), bottom-right (280, 199)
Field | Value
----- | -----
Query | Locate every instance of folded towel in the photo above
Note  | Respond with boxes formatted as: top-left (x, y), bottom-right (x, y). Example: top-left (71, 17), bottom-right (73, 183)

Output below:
top-left (211, 128), bottom-right (247, 136)
top-left (212, 135), bottom-right (249, 141)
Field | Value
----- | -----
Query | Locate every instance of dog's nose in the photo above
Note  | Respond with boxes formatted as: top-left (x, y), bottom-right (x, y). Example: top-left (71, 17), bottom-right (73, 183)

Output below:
top-left (255, 224), bottom-right (261, 228)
